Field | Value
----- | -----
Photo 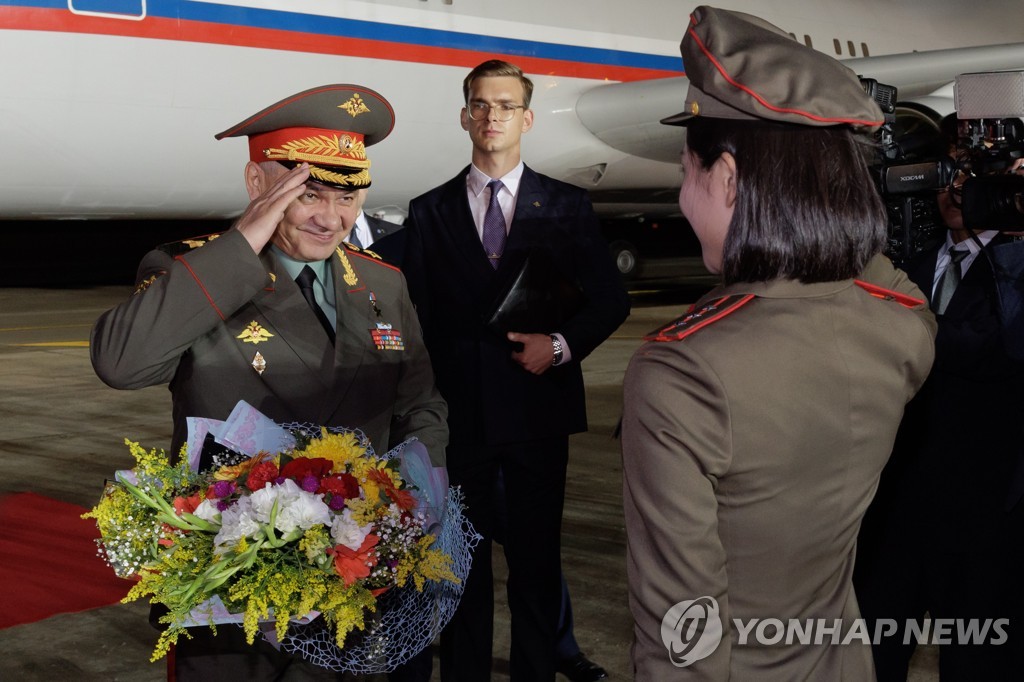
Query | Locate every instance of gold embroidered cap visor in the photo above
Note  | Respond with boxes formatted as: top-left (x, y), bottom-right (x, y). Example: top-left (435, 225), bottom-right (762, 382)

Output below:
top-left (214, 84), bottom-right (395, 189)
top-left (661, 6), bottom-right (883, 129)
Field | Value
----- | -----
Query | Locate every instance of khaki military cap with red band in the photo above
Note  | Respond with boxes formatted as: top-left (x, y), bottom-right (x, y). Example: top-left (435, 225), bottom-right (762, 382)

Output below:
top-left (662, 6), bottom-right (884, 129)
top-left (215, 84), bottom-right (395, 189)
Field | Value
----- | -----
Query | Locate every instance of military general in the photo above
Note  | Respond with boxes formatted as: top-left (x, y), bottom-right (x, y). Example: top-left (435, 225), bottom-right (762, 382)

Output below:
top-left (90, 84), bottom-right (447, 679)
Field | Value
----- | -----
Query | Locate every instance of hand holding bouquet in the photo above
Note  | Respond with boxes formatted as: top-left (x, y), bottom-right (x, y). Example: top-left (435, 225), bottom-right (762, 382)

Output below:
top-left (84, 407), bottom-right (473, 672)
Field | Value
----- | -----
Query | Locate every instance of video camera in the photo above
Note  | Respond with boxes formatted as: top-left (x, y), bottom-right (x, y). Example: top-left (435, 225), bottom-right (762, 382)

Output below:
top-left (864, 71), bottom-right (1024, 266)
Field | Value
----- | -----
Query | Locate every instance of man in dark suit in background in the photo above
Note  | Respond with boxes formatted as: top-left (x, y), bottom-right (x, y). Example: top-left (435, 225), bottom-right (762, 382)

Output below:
top-left (346, 188), bottom-right (403, 248)
top-left (400, 59), bottom-right (630, 681)
top-left (855, 119), bottom-right (1024, 681)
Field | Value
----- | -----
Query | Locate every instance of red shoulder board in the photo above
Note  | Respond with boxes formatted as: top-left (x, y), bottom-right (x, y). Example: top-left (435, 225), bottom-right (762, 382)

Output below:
top-left (854, 280), bottom-right (925, 309)
top-left (644, 293), bottom-right (756, 342)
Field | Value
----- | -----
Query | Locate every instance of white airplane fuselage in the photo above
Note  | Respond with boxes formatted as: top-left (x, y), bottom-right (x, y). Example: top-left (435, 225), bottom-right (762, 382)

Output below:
top-left (2, 0), bottom-right (1023, 220)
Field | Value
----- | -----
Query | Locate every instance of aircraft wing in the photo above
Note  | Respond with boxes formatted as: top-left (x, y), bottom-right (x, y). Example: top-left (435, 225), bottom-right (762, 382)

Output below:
top-left (576, 43), bottom-right (1024, 165)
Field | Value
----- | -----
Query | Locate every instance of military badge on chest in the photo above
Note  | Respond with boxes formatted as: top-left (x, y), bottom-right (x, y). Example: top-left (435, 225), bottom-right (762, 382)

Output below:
top-left (367, 291), bottom-right (404, 351)
top-left (236, 320), bottom-right (274, 374)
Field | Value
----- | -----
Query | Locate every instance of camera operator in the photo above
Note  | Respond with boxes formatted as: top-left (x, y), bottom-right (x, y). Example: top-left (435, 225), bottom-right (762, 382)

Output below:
top-left (855, 114), bottom-right (1024, 681)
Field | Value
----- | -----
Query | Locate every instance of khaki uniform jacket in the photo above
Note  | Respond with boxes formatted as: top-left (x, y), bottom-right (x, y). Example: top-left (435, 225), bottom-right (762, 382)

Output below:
top-left (91, 229), bottom-right (447, 465)
top-left (622, 256), bottom-right (935, 680)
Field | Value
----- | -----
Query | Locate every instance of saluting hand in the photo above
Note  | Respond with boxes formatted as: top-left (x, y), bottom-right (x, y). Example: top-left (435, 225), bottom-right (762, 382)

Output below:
top-left (235, 162), bottom-right (311, 254)
top-left (508, 332), bottom-right (555, 375)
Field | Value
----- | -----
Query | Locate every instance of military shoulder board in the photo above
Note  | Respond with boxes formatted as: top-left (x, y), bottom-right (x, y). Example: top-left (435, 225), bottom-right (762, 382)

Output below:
top-left (644, 293), bottom-right (756, 342)
top-left (155, 232), bottom-right (223, 258)
top-left (344, 242), bottom-right (382, 260)
top-left (853, 280), bottom-right (925, 309)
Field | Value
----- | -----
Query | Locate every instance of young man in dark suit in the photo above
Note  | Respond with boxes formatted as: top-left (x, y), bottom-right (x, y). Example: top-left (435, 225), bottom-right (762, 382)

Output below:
top-left (400, 60), bottom-right (630, 681)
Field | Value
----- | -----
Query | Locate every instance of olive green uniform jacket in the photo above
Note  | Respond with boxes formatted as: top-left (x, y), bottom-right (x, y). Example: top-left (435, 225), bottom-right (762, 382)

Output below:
top-left (622, 255), bottom-right (935, 680)
top-left (91, 229), bottom-right (447, 466)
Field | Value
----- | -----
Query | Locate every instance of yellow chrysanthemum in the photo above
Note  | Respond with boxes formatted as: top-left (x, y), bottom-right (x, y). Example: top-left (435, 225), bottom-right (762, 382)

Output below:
top-left (292, 429), bottom-right (367, 471)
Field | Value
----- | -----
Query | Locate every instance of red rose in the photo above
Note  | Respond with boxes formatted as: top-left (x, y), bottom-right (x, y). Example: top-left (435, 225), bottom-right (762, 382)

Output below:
top-left (245, 461), bottom-right (280, 491)
top-left (319, 473), bottom-right (361, 500)
top-left (281, 457), bottom-right (333, 482)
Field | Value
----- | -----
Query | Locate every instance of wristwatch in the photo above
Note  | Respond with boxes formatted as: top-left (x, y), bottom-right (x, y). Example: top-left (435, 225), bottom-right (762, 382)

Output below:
top-left (550, 334), bottom-right (563, 366)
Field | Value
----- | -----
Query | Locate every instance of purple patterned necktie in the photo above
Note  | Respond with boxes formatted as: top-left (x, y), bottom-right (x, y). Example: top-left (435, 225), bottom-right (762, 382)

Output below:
top-left (482, 179), bottom-right (507, 269)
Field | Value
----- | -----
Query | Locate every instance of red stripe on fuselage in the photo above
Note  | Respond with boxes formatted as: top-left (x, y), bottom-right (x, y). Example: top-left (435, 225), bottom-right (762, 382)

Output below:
top-left (1, 7), bottom-right (677, 82)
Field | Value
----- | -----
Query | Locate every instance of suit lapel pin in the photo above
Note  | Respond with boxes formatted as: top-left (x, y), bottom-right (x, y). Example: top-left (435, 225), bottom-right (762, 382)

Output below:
top-left (251, 351), bottom-right (267, 375)
top-left (533, 201), bottom-right (541, 207)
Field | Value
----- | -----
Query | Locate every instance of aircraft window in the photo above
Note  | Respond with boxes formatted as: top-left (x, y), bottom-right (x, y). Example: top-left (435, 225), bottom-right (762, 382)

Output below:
top-left (833, 38), bottom-right (842, 55)
top-left (803, 35), bottom-right (813, 48)
top-left (847, 40), bottom-right (856, 56)
top-left (68, 0), bottom-right (145, 20)
top-left (861, 42), bottom-right (870, 57)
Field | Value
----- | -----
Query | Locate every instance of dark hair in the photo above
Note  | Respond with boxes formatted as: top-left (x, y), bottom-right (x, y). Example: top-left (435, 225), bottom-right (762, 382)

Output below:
top-left (463, 59), bottom-right (534, 109)
top-left (686, 118), bottom-right (886, 284)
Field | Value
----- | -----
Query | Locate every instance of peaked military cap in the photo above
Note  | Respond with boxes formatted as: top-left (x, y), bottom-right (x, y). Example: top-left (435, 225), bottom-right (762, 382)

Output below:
top-left (662, 6), bottom-right (883, 129)
top-left (215, 84), bottom-right (395, 189)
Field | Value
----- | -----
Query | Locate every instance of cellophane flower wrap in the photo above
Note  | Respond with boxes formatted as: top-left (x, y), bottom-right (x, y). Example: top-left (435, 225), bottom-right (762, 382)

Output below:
top-left (84, 410), bottom-right (477, 674)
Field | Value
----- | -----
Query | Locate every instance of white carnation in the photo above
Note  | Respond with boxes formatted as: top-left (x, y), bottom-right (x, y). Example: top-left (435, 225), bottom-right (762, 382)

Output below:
top-left (214, 497), bottom-right (259, 552)
top-left (330, 507), bottom-right (373, 551)
top-left (192, 498), bottom-right (222, 524)
top-left (276, 490), bottom-right (331, 533)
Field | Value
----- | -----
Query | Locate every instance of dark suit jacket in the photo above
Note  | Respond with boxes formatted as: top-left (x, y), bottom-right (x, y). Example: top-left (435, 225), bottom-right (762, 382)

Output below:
top-left (869, 237), bottom-right (1024, 547)
top-left (91, 229), bottom-right (448, 465)
top-left (363, 213), bottom-right (403, 244)
top-left (402, 165), bottom-right (630, 450)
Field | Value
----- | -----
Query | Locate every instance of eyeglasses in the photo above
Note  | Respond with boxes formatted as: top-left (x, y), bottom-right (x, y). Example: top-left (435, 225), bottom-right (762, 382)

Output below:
top-left (466, 102), bottom-right (525, 122)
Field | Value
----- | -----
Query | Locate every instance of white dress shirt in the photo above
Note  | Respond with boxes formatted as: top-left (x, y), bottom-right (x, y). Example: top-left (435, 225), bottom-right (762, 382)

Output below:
top-left (464, 162), bottom-right (572, 365)
top-left (931, 230), bottom-right (998, 297)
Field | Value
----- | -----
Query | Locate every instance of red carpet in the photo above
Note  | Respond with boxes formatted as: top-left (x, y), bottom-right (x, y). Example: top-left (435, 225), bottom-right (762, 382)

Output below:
top-left (0, 492), bottom-right (130, 629)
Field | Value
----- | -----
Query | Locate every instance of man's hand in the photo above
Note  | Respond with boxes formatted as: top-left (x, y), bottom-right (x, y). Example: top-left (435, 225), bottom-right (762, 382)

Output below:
top-left (235, 163), bottom-right (311, 254)
top-left (508, 332), bottom-right (555, 375)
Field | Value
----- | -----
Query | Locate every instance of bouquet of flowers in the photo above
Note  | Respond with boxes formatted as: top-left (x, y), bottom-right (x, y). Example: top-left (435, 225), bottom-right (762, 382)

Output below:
top-left (84, 401), bottom-right (476, 673)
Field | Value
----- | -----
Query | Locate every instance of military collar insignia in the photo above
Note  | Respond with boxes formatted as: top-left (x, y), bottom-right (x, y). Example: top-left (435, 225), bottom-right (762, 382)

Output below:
top-left (237, 321), bottom-right (274, 345)
top-left (644, 293), bottom-right (756, 342)
top-left (335, 247), bottom-right (359, 287)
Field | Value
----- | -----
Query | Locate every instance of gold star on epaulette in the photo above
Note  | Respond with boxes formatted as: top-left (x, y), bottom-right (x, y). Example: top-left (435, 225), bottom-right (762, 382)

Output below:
top-left (344, 241), bottom-right (382, 261)
top-left (158, 232), bottom-right (223, 258)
